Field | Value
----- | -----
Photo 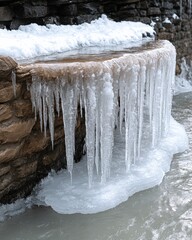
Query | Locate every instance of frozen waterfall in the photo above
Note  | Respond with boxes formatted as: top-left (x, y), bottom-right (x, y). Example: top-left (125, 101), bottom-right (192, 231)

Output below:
top-left (25, 40), bottom-right (176, 187)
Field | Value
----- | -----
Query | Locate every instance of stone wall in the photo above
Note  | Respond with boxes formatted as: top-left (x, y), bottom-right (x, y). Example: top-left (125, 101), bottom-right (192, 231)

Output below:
top-left (0, 56), bottom-right (85, 203)
top-left (0, 0), bottom-right (192, 69)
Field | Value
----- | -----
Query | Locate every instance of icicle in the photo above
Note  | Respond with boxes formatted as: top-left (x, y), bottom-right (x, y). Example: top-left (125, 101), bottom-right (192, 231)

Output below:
top-left (60, 78), bottom-right (78, 179)
top-left (137, 63), bottom-right (146, 161)
top-left (83, 73), bottom-right (96, 187)
top-left (100, 72), bottom-right (115, 183)
top-left (124, 65), bottom-right (138, 171)
top-left (46, 83), bottom-right (55, 149)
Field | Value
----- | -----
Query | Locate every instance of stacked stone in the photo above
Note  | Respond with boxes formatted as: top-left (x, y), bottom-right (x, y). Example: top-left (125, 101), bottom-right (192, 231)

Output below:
top-left (0, 56), bottom-right (85, 203)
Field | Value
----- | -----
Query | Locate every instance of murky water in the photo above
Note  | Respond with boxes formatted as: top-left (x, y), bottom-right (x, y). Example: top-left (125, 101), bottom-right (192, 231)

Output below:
top-left (0, 92), bottom-right (192, 240)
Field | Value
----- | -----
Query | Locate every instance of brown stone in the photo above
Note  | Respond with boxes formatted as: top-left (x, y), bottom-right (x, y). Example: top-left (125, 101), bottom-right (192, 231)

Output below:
top-left (0, 56), bottom-right (17, 79)
top-left (0, 83), bottom-right (22, 103)
top-left (0, 173), bottom-right (12, 191)
top-left (0, 165), bottom-right (11, 177)
top-left (15, 161), bottom-right (37, 179)
top-left (0, 7), bottom-right (13, 21)
top-left (13, 100), bottom-right (33, 118)
top-left (42, 144), bottom-right (64, 166)
top-left (0, 104), bottom-right (12, 122)
top-left (148, 7), bottom-right (161, 16)
top-left (0, 119), bottom-right (35, 144)
top-left (21, 132), bottom-right (50, 156)
top-left (0, 143), bottom-right (22, 163)
top-left (54, 126), bottom-right (64, 141)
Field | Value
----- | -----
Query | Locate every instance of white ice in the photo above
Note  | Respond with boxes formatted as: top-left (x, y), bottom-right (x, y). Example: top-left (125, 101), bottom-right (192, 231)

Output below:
top-left (174, 58), bottom-right (192, 94)
top-left (0, 15), bottom-right (154, 61)
top-left (35, 117), bottom-right (188, 214)
top-left (163, 18), bottom-right (171, 24)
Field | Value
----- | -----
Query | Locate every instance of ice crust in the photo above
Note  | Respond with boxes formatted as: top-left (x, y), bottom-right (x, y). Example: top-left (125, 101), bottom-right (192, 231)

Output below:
top-left (0, 15), bottom-right (154, 61)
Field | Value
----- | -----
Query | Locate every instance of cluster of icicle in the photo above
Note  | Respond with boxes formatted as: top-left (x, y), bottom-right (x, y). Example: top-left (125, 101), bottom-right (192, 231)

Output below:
top-left (29, 40), bottom-right (176, 187)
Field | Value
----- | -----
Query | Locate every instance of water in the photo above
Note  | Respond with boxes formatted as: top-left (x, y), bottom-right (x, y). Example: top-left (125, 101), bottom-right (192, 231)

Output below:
top-left (0, 91), bottom-right (191, 240)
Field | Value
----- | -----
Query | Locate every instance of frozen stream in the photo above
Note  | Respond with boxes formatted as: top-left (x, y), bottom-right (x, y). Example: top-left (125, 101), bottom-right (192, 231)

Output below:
top-left (0, 91), bottom-right (191, 240)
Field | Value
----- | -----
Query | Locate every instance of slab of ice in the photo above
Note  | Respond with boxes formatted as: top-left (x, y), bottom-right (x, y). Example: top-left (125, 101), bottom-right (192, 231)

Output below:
top-left (0, 15), bottom-right (154, 61)
top-left (35, 117), bottom-right (188, 214)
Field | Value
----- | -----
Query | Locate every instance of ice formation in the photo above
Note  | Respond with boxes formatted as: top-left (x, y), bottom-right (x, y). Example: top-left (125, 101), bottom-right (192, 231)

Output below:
top-left (24, 40), bottom-right (176, 187)
top-left (174, 58), bottom-right (192, 94)
top-left (35, 117), bottom-right (188, 214)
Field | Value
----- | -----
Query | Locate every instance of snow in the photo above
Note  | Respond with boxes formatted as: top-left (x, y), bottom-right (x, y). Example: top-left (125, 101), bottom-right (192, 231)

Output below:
top-left (163, 18), bottom-right (172, 24)
top-left (172, 13), bottom-right (179, 19)
top-left (0, 15), bottom-right (155, 61)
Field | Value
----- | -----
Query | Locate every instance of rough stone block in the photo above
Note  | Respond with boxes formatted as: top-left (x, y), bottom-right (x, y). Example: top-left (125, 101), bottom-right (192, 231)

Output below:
top-left (0, 119), bottom-right (35, 144)
top-left (0, 173), bottom-right (12, 191)
top-left (14, 3), bottom-right (48, 18)
top-left (0, 165), bottom-right (11, 177)
top-left (0, 104), bottom-right (12, 122)
top-left (21, 132), bottom-right (50, 156)
top-left (139, 0), bottom-right (148, 9)
top-left (0, 56), bottom-right (17, 79)
top-left (148, 7), bottom-right (161, 16)
top-left (162, 2), bottom-right (173, 10)
top-left (117, 0), bottom-right (139, 4)
top-left (42, 144), bottom-right (64, 166)
top-left (76, 14), bottom-right (99, 24)
top-left (15, 161), bottom-right (37, 179)
top-left (13, 100), bottom-right (33, 118)
top-left (0, 143), bottom-right (22, 163)
top-left (78, 3), bottom-right (103, 15)
top-left (0, 83), bottom-right (22, 103)
top-left (0, 6), bottom-right (13, 21)
top-left (58, 4), bottom-right (77, 16)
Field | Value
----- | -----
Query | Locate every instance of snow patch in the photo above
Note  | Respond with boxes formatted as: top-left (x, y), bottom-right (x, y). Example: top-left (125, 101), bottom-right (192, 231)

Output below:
top-left (0, 15), bottom-right (155, 61)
